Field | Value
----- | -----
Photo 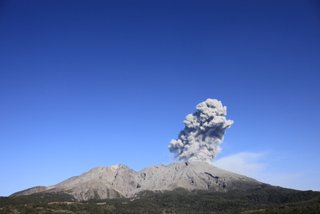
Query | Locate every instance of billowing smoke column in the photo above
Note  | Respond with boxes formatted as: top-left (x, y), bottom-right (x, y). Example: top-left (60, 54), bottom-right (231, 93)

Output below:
top-left (169, 99), bottom-right (233, 162)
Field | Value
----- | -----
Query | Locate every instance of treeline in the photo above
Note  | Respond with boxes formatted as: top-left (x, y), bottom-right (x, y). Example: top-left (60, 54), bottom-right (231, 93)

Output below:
top-left (1, 186), bottom-right (320, 213)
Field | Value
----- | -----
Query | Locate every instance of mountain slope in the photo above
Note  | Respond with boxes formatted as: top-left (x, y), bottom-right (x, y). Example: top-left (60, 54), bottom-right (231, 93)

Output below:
top-left (12, 161), bottom-right (262, 200)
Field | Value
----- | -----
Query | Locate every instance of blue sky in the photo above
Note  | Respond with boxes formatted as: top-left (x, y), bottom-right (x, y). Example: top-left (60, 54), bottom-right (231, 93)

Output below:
top-left (0, 0), bottom-right (320, 196)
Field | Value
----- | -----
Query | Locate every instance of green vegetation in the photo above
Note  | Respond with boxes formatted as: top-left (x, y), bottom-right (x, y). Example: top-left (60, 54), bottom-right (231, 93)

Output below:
top-left (1, 186), bottom-right (320, 213)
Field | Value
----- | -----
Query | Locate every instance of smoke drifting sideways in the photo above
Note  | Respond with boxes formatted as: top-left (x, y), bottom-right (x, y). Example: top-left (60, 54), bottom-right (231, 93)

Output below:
top-left (169, 99), bottom-right (233, 163)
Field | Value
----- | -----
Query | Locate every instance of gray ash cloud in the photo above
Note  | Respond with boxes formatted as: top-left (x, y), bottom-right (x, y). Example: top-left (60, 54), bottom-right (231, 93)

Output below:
top-left (169, 99), bottom-right (233, 162)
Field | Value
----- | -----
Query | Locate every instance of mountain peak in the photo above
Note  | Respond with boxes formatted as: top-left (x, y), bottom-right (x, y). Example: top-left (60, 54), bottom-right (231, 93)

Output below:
top-left (13, 162), bottom-right (261, 201)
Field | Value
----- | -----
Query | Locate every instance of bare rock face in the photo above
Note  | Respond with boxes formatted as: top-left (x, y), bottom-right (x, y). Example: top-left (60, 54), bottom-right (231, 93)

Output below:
top-left (53, 165), bottom-right (136, 199)
top-left (11, 186), bottom-right (48, 197)
top-left (12, 161), bottom-right (261, 200)
top-left (135, 161), bottom-right (259, 194)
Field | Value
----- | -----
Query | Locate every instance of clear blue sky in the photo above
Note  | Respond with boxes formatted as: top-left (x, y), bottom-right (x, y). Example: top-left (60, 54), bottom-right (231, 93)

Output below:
top-left (1, 0), bottom-right (320, 196)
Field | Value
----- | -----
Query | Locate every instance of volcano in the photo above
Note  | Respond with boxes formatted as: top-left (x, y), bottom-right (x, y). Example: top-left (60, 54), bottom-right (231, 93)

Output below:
top-left (12, 161), bottom-right (262, 201)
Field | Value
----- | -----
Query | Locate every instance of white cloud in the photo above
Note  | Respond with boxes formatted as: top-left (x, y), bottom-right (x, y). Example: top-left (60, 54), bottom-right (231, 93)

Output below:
top-left (213, 152), bottom-right (266, 178)
top-left (213, 152), bottom-right (320, 191)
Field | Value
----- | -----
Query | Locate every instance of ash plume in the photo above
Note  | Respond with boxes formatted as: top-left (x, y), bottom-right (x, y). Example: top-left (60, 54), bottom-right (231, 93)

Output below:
top-left (169, 98), bottom-right (233, 162)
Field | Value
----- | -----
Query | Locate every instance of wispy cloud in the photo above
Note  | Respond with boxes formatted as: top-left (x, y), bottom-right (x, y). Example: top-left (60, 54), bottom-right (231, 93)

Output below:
top-left (213, 152), bottom-right (320, 191)
top-left (214, 152), bottom-right (266, 178)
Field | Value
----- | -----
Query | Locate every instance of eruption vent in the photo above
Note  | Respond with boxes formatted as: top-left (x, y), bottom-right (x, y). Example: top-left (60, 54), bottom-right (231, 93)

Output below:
top-left (169, 98), bottom-right (233, 162)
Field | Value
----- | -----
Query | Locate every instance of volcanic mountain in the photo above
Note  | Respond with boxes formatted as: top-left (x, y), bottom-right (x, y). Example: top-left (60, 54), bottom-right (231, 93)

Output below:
top-left (13, 161), bottom-right (262, 201)
top-left (6, 99), bottom-right (320, 213)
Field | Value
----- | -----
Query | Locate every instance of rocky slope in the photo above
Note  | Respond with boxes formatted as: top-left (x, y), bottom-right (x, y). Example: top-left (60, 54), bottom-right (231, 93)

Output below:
top-left (12, 161), bottom-right (262, 200)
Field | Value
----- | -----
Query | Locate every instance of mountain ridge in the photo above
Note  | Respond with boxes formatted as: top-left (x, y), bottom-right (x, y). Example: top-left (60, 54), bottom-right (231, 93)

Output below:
top-left (12, 161), bottom-right (262, 201)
